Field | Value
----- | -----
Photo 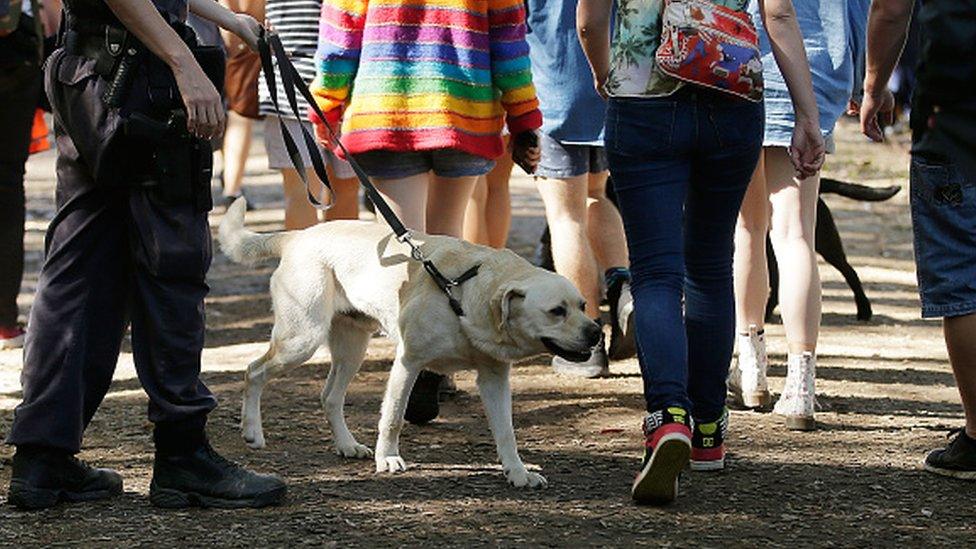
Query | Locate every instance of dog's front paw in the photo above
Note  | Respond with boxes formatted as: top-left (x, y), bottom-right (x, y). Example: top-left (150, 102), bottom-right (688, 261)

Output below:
top-left (335, 441), bottom-right (374, 459)
top-left (375, 455), bottom-right (408, 473)
top-left (241, 422), bottom-right (266, 450)
top-left (505, 468), bottom-right (548, 489)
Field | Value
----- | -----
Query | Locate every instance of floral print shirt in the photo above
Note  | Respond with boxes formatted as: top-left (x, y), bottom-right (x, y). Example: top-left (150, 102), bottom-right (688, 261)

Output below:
top-left (607, 0), bottom-right (750, 97)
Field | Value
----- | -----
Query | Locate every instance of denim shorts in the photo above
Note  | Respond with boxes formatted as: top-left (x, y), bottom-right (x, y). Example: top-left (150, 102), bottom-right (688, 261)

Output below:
top-left (910, 155), bottom-right (976, 318)
top-left (536, 132), bottom-right (609, 179)
top-left (352, 149), bottom-right (495, 179)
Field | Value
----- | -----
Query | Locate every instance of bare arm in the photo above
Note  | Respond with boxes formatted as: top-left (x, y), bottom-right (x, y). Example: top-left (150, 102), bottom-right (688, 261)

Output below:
top-left (576, 0), bottom-right (613, 98)
top-left (105, 0), bottom-right (225, 138)
top-left (860, 0), bottom-right (913, 142)
top-left (758, 0), bottom-right (824, 177)
top-left (189, 0), bottom-right (260, 50)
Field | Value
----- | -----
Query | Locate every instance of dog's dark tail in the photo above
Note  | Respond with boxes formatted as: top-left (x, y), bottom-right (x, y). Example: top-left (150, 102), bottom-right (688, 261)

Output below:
top-left (218, 197), bottom-right (290, 264)
top-left (820, 177), bottom-right (901, 202)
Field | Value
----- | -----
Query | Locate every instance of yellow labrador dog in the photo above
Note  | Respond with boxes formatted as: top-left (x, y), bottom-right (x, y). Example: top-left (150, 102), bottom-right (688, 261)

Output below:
top-left (219, 199), bottom-right (600, 488)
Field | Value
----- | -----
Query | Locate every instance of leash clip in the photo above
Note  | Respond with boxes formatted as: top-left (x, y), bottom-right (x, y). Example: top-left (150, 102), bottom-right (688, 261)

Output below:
top-left (398, 231), bottom-right (428, 263)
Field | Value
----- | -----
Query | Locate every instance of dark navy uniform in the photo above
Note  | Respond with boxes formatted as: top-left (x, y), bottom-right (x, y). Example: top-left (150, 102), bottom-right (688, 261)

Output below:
top-left (6, 0), bottom-right (218, 453)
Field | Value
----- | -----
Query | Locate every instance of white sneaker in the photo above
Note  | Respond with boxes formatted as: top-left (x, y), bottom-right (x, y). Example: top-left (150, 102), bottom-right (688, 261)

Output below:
top-left (728, 325), bottom-right (770, 409)
top-left (773, 352), bottom-right (817, 431)
top-left (552, 334), bottom-right (610, 378)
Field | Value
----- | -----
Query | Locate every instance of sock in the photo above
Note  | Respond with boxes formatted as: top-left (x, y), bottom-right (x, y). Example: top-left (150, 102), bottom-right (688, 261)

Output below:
top-left (604, 267), bottom-right (631, 289)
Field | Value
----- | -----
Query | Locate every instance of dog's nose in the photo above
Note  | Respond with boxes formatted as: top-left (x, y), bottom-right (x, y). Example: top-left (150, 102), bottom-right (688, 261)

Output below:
top-left (584, 322), bottom-right (602, 347)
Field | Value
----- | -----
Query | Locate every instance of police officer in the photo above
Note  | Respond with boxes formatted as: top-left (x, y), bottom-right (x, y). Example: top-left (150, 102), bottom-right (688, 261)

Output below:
top-left (5, 0), bottom-right (287, 509)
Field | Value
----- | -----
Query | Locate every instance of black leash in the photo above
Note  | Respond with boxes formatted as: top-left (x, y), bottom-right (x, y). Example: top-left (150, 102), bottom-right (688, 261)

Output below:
top-left (257, 31), bottom-right (479, 316)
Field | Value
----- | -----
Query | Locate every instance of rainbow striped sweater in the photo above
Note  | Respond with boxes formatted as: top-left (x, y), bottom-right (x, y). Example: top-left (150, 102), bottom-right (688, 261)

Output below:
top-left (310, 0), bottom-right (542, 160)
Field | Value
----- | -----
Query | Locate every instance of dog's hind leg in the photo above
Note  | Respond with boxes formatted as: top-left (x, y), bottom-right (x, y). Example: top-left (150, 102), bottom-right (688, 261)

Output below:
top-left (242, 269), bottom-right (333, 449)
top-left (476, 363), bottom-right (547, 489)
top-left (374, 350), bottom-right (420, 474)
top-left (321, 315), bottom-right (373, 459)
top-left (815, 199), bottom-right (872, 321)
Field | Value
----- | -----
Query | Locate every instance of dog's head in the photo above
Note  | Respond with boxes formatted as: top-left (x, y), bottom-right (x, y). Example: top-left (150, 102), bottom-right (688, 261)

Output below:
top-left (490, 271), bottom-right (602, 362)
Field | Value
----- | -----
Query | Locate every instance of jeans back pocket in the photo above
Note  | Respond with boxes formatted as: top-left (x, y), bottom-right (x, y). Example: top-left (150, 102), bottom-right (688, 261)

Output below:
top-left (607, 98), bottom-right (677, 159)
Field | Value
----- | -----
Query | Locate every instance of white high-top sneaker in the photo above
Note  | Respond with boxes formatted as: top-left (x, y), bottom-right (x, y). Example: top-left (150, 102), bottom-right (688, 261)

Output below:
top-left (728, 325), bottom-right (770, 409)
top-left (773, 351), bottom-right (817, 431)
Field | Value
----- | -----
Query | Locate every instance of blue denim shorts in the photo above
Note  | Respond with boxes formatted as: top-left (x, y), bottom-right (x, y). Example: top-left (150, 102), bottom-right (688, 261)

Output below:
top-left (910, 155), bottom-right (976, 318)
top-left (536, 132), bottom-right (609, 179)
top-left (352, 149), bottom-right (495, 179)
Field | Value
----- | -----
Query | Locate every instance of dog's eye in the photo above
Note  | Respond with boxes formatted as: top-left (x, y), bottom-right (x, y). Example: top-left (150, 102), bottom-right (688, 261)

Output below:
top-left (548, 306), bottom-right (567, 317)
top-left (579, 302), bottom-right (586, 312)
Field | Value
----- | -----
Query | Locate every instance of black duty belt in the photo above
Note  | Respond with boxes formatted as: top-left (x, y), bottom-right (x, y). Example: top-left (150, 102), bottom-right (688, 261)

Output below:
top-left (257, 30), bottom-right (480, 317)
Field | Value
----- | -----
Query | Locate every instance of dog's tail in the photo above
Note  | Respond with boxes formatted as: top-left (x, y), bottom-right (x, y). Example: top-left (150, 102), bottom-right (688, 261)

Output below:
top-left (820, 177), bottom-right (902, 202)
top-left (218, 198), bottom-right (289, 264)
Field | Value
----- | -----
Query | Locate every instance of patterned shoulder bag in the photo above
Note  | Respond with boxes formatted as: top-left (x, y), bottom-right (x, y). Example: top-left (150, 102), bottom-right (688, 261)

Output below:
top-left (654, 0), bottom-right (764, 102)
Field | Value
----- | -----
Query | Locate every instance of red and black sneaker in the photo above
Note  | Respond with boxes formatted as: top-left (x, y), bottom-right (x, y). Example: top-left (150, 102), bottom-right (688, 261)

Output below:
top-left (632, 407), bottom-right (692, 505)
top-left (0, 324), bottom-right (25, 350)
top-left (691, 408), bottom-right (728, 472)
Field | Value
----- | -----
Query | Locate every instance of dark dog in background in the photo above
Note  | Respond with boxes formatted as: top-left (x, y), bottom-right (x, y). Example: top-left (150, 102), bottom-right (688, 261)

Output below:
top-left (536, 177), bottom-right (901, 322)
top-left (764, 178), bottom-right (900, 322)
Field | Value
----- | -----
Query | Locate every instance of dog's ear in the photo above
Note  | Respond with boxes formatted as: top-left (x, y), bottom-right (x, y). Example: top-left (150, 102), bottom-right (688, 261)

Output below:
top-left (490, 283), bottom-right (526, 337)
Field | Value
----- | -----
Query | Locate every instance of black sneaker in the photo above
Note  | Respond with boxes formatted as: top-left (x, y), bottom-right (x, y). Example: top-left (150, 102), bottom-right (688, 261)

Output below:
top-left (606, 268), bottom-right (636, 360)
top-left (632, 407), bottom-right (692, 505)
top-left (7, 446), bottom-right (123, 510)
top-left (404, 370), bottom-right (443, 425)
top-left (923, 428), bottom-right (976, 480)
top-left (150, 443), bottom-right (287, 508)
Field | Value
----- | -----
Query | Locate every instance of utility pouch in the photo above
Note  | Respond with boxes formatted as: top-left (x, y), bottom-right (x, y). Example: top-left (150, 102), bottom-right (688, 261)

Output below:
top-left (126, 110), bottom-right (212, 210)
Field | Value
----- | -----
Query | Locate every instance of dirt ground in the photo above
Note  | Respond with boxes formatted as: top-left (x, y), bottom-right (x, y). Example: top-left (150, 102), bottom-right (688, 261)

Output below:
top-left (1, 119), bottom-right (974, 547)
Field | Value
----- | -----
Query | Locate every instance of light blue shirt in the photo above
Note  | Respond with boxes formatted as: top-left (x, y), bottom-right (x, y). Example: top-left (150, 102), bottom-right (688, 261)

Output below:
top-left (526, 0), bottom-right (607, 145)
top-left (749, 0), bottom-right (869, 145)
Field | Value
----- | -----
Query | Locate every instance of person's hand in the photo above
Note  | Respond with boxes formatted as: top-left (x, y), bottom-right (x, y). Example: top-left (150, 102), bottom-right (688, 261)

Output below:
top-left (859, 88), bottom-right (895, 143)
top-left (789, 117), bottom-right (825, 180)
top-left (512, 130), bottom-right (541, 174)
top-left (314, 119), bottom-right (336, 150)
top-left (846, 99), bottom-right (860, 117)
top-left (233, 13), bottom-right (262, 51)
top-left (172, 56), bottom-right (225, 140)
top-left (593, 70), bottom-right (609, 100)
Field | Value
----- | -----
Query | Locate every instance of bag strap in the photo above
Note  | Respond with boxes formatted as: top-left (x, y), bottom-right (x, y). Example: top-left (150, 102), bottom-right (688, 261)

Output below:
top-left (257, 30), bottom-right (478, 316)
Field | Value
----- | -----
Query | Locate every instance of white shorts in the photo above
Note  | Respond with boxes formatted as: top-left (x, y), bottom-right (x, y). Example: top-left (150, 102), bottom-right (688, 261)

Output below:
top-left (264, 117), bottom-right (356, 179)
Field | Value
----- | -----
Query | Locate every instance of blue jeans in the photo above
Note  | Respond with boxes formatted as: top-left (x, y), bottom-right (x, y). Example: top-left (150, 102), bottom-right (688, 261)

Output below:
top-left (606, 91), bottom-right (763, 422)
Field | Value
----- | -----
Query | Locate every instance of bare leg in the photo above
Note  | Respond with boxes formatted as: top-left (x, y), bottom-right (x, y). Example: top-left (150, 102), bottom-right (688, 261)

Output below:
top-left (585, 170), bottom-right (628, 271)
top-left (371, 173), bottom-right (429, 232)
top-left (463, 176), bottom-right (491, 245)
top-left (374, 353), bottom-right (421, 473)
top-left (427, 175), bottom-right (479, 237)
top-left (280, 167), bottom-right (321, 230)
top-left (537, 174), bottom-right (601, 318)
top-left (944, 313), bottom-right (976, 438)
top-left (734, 155), bottom-right (770, 332)
top-left (324, 163), bottom-right (360, 221)
top-left (485, 142), bottom-right (514, 248)
top-left (765, 147), bottom-right (821, 353)
top-left (220, 111), bottom-right (252, 198)
top-left (476, 363), bottom-right (547, 488)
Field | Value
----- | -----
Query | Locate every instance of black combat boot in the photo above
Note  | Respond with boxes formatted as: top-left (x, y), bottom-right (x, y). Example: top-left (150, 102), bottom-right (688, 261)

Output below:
top-left (150, 423), bottom-right (286, 509)
top-left (7, 446), bottom-right (123, 510)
